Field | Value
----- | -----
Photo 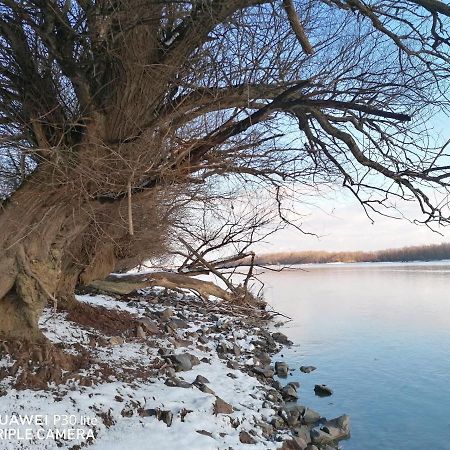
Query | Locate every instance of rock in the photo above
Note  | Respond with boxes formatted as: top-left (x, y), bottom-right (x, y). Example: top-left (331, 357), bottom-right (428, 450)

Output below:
top-left (197, 383), bottom-right (216, 395)
top-left (135, 325), bottom-right (146, 339)
top-left (198, 335), bottom-right (209, 344)
top-left (136, 317), bottom-right (160, 335)
top-left (168, 353), bottom-right (192, 371)
top-left (159, 410), bottom-right (173, 427)
top-left (144, 409), bottom-right (173, 427)
top-left (168, 353), bottom-right (199, 371)
top-left (258, 421), bottom-right (274, 437)
top-left (227, 360), bottom-right (239, 370)
top-left (227, 372), bottom-right (238, 379)
top-left (188, 353), bottom-right (201, 366)
top-left (305, 445), bottom-right (319, 450)
top-left (109, 336), bottom-right (125, 345)
top-left (271, 416), bottom-right (285, 429)
top-left (169, 337), bottom-right (193, 348)
top-left (314, 384), bottom-right (333, 397)
top-left (282, 404), bottom-right (305, 426)
top-left (265, 389), bottom-right (283, 403)
top-left (300, 366), bottom-right (316, 374)
top-left (232, 343), bottom-right (241, 356)
top-left (275, 361), bottom-right (289, 377)
top-left (157, 308), bottom-right (174, 321)
top-left (213, 397), bottom-right (234, 415)
top-left (194, 374), bottom-right (210, 384)
top-left (165, 377), bottom-right (192, 388)
top-left (159, 366), bottom-right (176, 378)
top-left (252, 367), bottom-right (274, 378)
top-left (302, 408), bottom-right (321, 425)
top-left (280, 437), bottom-right (308, 450)
top-left (294, 425), bottom-right (312, 444)
top-left (196, 430), bottom-right (213, 438)
top-left (282, 382), bottom-right (298, 401)
top-left (169, 318), bottom-right (189, 329)
top-left (272, 332), bottom-right (292, 345)
top-left (239, 430), bottom-right (256, 444)
top-left (254, 351), bottom-right (271, 366)
top-left (310, 415), bottom-right (350, 445)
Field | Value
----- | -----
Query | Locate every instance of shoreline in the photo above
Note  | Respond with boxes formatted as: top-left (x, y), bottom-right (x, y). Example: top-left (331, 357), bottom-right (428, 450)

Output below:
top-left (0, 288), bottom-right (349, 450)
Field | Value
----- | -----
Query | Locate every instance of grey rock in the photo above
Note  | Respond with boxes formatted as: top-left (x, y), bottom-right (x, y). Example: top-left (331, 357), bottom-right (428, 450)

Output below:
top-left (197, 383), bottom-right (216, 395)
top-left (168, 353), bottom-right (199, 371)
top-left (271, 416), bottom-right (285, 429)
top-left (302, 408), bottom-right (321, 425)
top-left (275, 361), bottom-right (289, 377)
top-left (135, 325), bottom-right (146, 339)
top-left (157, 308), bottom-right (174, 321)
top-left (252, 367), bottom-right (275, 378)
top-left (254, 352), bottom-right (271, 366)
top-left (299, 366), bottom-right (316, 374)
top-left (283, 403), bottom-right (306, 427)
top-left (136, 317), bottom-right (160, 335)
top-left (282, 382), bottom-right (298, 401)
top-left (265, 389), bottom-right (283, 403)
top-left (279, 437), bottom-right (308, 450)
top-left (213, 397), bottom-right (234, 414)
top-left (144, 408), bottom-right (173, 427)
top-left (272, 332), bottom-right (292, 345)
top-left (170, 318), bottom-right (189, 329)
top-left (194, 374), bottom-right (210, 384)
top-left (227, 360), bottom-right (239, 370)
top-left (239, 430), bottom-right (256, 444)
top-left (294, 425), bottom-right (311, 444)
top-left (311, 414), bottom-right (350, 445)
top-left (314, 384), bottom-right (333, 397)
top-left (169, 353), bottom-right (192, 371)
top-left (165, 377), bottom-right (192, 388)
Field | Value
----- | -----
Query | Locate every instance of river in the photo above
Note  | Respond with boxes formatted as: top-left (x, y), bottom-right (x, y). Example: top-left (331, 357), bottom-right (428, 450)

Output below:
top-left (261, 261), bottom-right (450, 450)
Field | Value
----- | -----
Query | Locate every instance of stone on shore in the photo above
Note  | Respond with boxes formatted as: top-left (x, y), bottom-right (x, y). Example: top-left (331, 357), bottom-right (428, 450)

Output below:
top-left (310, 414), bottom-right (350, 445)
top-left (314, 384), bottom-right (333, 396)
top-left (252, 366), bottom-right (275, 378)
top-left (272, 332), bottom-right (292, 345)
top-left (168, 353), bottom-right (200, 372)
top-left (302, 407), bottom-right (321, 424)
top-left (282, 382), bottom-right (299, 401)
top-left (280, 436), bottom-right (308, 450)
top-left (275, 361), bottom-right (289, 377)
top-left (239, 430), bottom-right (256, 444)
top-left (214, 397), bottom-right (234, 415)
top-left (300, 366), bottom-right (316, 374)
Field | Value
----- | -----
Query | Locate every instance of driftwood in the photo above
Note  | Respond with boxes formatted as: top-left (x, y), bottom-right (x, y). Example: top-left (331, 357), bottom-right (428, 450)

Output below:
top-left (88, 272), bottom-right (233, 302)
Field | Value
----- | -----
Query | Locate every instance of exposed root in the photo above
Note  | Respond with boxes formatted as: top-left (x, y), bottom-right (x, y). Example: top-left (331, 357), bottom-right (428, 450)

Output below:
top-left (0, 339), bottom-right (89, 390)
top-left (65, 301), bottom-right (136, 336)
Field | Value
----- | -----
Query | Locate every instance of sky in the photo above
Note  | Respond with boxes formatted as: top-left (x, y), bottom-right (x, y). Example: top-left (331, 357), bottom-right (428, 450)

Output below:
top-left (254, 110), bottom-right (450, 254)
top-left (256, 190), bottom-right (450, 253)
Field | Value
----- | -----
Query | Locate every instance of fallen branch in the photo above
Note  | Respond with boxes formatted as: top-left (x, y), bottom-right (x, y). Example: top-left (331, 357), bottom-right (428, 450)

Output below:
top-left (88, 271), bottom-right (233, 302)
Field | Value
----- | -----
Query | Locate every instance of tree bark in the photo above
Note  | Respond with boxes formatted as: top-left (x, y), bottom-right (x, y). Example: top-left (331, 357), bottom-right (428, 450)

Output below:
top-left (0, 171), bottom-right (114, 340)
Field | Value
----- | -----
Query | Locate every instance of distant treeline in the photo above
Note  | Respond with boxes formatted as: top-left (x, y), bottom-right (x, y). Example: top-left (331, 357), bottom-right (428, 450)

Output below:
top-left (237, 243), bottom-right (450, 266)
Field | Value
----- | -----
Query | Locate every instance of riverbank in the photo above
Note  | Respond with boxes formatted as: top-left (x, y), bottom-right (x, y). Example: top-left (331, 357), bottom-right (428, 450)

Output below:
top-left (0, 286), bottom-right (349, 450)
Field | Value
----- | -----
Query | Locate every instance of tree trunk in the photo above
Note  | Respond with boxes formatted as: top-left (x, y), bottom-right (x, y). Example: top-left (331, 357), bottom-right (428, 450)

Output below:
top-left (0, 172), bottom-right (108, 341)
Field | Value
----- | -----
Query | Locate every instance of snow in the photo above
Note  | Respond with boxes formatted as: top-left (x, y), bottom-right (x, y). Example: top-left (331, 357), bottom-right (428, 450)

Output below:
top-left (0, 291), bottom-right (286, 450)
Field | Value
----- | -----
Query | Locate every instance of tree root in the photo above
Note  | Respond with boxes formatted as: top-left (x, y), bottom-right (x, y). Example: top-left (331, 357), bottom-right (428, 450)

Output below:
top-left (0, 339), bottom-right (89, 390)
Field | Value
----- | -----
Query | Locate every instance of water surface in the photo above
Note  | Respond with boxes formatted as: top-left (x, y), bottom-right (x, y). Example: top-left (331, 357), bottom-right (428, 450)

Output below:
top-left (261, 262), bottom-right (450, 450)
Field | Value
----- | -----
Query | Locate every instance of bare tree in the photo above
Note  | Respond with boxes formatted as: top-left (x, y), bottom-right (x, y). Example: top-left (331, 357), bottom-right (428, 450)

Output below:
top-left (0, 0), bottom-right (450, 358)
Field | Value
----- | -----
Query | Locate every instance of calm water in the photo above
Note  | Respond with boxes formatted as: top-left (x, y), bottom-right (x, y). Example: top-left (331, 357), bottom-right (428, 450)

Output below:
top-left (261, 262), bottom-right (450, 450)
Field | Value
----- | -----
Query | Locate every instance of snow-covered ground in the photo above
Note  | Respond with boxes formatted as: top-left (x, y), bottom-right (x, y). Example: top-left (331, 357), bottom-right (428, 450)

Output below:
top-left (0, 290), bottom-right (290, 450)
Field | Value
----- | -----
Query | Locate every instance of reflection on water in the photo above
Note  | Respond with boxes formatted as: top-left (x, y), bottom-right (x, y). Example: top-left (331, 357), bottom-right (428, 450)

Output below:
top-left (261, 262), bottom-right (450, 450)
